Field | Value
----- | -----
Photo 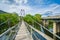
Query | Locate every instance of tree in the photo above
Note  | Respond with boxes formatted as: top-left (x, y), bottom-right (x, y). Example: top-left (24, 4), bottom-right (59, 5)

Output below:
top-left (33, 14), bottom-right (42, 23)
top-left (0, 12), bottom-right (19, 34)
top-left (23, 14), bottom-right (34, 25)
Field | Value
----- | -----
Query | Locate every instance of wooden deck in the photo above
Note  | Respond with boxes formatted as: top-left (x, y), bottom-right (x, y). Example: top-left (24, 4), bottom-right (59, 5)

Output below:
top-left (15, 21), bottom-right (33, 40)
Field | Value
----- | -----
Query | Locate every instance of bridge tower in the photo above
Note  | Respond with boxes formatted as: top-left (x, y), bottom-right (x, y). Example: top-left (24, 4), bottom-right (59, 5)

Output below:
top-left (20, 9), bottom-right (25, 21)
top-left (20, 9), bottom-right (25, 16)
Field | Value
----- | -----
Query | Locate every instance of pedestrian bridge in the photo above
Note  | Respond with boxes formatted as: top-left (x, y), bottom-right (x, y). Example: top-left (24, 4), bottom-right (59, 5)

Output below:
top-left (0, 20), bottom-right (60, 40)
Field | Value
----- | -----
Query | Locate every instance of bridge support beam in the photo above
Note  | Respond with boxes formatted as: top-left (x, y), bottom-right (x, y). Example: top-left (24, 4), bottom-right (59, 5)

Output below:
top-left (43, 20), bottom-right (49, 28)
top-left (53, 22), bottom-right (60, 34)
top-left (53, 22), bottom-right (60, 40)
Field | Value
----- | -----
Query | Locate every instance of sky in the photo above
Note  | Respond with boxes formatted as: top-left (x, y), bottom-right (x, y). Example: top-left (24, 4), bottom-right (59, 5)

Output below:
top-left (0, 0), bottom-right (60, 16)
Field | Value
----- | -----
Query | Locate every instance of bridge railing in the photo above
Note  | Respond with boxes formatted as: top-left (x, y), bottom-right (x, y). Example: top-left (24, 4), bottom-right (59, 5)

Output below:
top-left (34, 20), bottom-right (60, 40)
top-left (0, 19), bottom-right (11, 34)
top-left (0, 20), bottom-right (21, 40)
top-left (27, 16), bottom-right (60, 40)
top-left (25, 22), bottom-right (54, 40)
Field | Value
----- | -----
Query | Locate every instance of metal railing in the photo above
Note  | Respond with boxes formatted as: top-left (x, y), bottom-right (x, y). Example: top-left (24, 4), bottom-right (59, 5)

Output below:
top-left (0, 19), bottom-right (21, 40)
top-left (32, 19), bottom-right (60, 40)
top-left (24, 22), bottom-right (40, 40)
top-left (25, 17), bottom-right (60, 40)
top-left (0, 19), bottom-right (11, 34)
top-left (25, 22), bottom-right (54, 40)
top-left (27, 17), bottom-right (60, 40)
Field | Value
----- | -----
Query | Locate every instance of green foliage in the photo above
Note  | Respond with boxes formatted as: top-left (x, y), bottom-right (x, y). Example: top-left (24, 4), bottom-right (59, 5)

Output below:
top-left (23, 14), bottom-right (34, 25)
top-left (23, 14), bottom-right (42, 30)
top-left (0, 12), bottom-right (20, 34)
top-left (24, 14), bottom-right (42, 24)
top-left (48, 20), bottom-right (53, 29)
top-left (33, 14), bottom-right (42, 23)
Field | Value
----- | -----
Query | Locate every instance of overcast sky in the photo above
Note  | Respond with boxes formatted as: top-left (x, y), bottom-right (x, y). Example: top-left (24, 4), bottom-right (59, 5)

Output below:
top-left (0, 0), bottom-right (60, 16)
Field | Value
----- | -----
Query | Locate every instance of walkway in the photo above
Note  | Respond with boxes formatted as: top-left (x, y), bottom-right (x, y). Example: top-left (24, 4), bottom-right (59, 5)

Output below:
top-left (15, 21), bottom-right (33, 40)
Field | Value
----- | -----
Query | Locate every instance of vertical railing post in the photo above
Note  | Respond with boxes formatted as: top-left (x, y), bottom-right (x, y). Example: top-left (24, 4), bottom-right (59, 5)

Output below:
top-left (7, 19), bottom-right (12, 40)
top-left (31, 27), bottom-right (32, 38)
top-left (8, 19), bottom-right (10, 28)
top-left (31, 20), bottom-right (34, 37)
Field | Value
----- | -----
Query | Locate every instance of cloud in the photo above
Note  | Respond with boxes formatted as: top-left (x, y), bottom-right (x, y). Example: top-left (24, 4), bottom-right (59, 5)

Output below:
top-left (0, 0), bottom-right (60, 16)
top-left (15, 0), bottom-right (27, 4)
top-left (0, 0), bottom-right (28, 5)
top-left (0, 0), bottom-right (30, 13)
top-left (41, 4), bottom-right (60, 17)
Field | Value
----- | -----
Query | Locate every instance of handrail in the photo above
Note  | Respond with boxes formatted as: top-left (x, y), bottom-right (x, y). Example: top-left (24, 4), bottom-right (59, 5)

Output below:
top-left (25, 22), bottom-right (54, 40)
top-left (0, 21), bottom-right (21, 37)
top-left (0, 21), bottom-right (21, 40)
top-left (29, 17), bottom-right (60, 39)
top-left (0, 23), bottom-right (19, 37)
top-left (0, 19), bottom-right (10, 26)
top-left (25, 22), bottom-right (39, 40)
top-left (33, 20), bottom-right (60, 39)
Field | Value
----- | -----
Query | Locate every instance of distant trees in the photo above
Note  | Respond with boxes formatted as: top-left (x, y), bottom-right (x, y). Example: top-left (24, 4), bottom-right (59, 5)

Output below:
top-left (23, 14), bottom-right (42, 24)
top-left (23, 14), bottom-right (42, 30)
top-left (23, 13), bottom-right (53, 30)
top-left (0, 13), bottom-right (19, 26)
top-left (33, 14), bottom-right (42, 23)
top-left (23, 14), bottom-right (34, 25)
